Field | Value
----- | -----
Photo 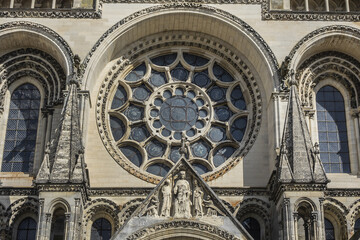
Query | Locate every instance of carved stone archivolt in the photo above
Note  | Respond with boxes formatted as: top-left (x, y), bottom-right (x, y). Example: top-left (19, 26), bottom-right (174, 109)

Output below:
top-left (83, 198), bottom-right (121, 236)
top-left (295, 51), bottom-right (360, 109)
top-left (0, 48), bottom-right (67, 111)
top-left (96, 35), bottom-right (263, 183)
top-left (235, 198), bottom-right (271, 239)
top-left (4, 197), bottom-right (39, 238)
top-left (126, 220), bottom-right (242, 240)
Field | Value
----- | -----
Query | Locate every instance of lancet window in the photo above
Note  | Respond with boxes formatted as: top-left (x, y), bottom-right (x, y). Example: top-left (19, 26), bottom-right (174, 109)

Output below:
top-left (316, 85), bottom-right (350, 173)
top-left (1, 83), bottom-right (41, 173)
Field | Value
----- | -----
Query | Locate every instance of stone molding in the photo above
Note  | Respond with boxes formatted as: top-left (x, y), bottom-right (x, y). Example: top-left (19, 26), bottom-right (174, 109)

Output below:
top-left (286, 25), bottom-right (360, 73)
top-left (126, 220), bottom-right (241, 240)
top-left (0, 21), bottom-right (74, 69)
top-left (96, 34), bottom-right (263, 183)
top-left (82, 3), bottom-right (279, 80)
top-left (296, 51), bottom-right (360, 109)
top-left (0, 3), bottom-right (102, 18)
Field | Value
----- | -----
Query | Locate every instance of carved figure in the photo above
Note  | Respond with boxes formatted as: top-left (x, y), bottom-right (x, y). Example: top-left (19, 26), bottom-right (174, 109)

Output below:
top-left (193, 180), bottom-right (203, 217)
top-left (203, 195), bottom-right (217, 216)
top-left (145, 196), bottom-right (159, 217)
top-left (160, 179), bottom-right (172, 217)
top-left (173, 171), bottom-right (192, 218)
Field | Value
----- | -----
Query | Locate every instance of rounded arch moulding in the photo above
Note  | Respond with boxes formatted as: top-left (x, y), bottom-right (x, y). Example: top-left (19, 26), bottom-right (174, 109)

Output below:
top-left (0, 21), bottom-right (74, 76)
top-left (287, 25), bottom-right (360, 76)
top-left (83, 3), bottom-right (280, 94)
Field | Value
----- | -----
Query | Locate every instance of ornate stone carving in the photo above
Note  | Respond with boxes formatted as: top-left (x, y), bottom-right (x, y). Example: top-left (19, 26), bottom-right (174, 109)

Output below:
top-left (0, 3), bottom-right (102, 18)
top-left (160, 180), bottom-right (172, 217)
top-left (96, 33), bottom-right (263, 183)
top-left (193, 180), bottom-right (204, 217)
top-left (173, 171), bottom-right (192, 218)
top-left (113, 158), bottom-right (252, 239)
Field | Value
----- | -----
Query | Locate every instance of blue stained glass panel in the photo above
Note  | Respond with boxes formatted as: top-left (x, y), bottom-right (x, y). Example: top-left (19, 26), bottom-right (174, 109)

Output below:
top-left (130, 126), bottom-right (149, 142)
top-left (193, 71), bottom-right (211, 88)
top-left (316, 86), bottom-right (350, 173)
top-left (2, 84), bottom-right (40, 173)
top-left (111, 85), bottom-right (127, 109)
top-left (183, 53), bottom-right (209, 66)
top-left (213, 63), bottom-right (234, 82)
top-left (146, 140), bottom-right (165, 159)
top-left (133, 85), bottom-right (150, 101)
top-left (120, 146), bottom-right (142, 167)
top-left (192, 163), bottom-right (209, 175)
top-left (213, 146), bottom-right (235, 167)
top-left (150, 71), bottom-right (167, 87)
top-left (151, 53), bottom-right (177, 66)
top-left (231, 117), bottom-right (247, 142)
top-left (125, 63), bottom-right (146, 82)
top-left (231, 85), bottom-right (247, 110)
top-left (91, 218), bottom-right (112, 240)
top-left (171, 64), bottom-right (189, 81)
top-left (191, 141), bottom-right (210, 159)
top-left (110, 117), bottom-right (125, 141)
top-left (146, 163), bottom-right (170, 177)
top-left (123, 105), bottom-right (143, 121)
top-left (17, 217), bottom-right (37, 240)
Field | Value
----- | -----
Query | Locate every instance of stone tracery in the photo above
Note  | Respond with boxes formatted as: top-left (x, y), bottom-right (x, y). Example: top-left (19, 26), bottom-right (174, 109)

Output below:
top-left (99, 47), bottom-right (261, 182)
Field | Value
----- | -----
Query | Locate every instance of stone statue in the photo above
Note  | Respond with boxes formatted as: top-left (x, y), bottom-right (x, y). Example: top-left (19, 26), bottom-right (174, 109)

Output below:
top-left (145, 196), bottom-right (159, 217)
top-left (203, 195), bottom-right (217, 217)
top-left (160, 179), bottom-right (172, 217)
top-left (193, 180), bottom-right (203, 217)
top-left (173, 171), bottom-right (192, 218)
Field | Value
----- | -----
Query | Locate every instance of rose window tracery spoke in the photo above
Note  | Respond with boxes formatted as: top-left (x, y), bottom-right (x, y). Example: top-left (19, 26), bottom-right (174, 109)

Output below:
top-left (106, 50), bottom-right (252, 178)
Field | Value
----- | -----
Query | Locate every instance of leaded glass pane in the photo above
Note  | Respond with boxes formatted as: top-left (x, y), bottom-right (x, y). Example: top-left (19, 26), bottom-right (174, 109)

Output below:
top-left (2, 84), bottom-right (40, 173)
top-left (325, 218), bottom-right (335, 240)
top-left (171, 64), bottom-right (188, 81)
top-left (316, 86), bottom-right (350, 173)
top-left (151, 53), bottom-right (177, 66)
top-left (125, 63), bottom-right (146, 82)
top-left (120, 146), bottom-right (142, 167)
top-left (192, 163), bottom-right (209, 174)
top-left (183, 53), bottom-right (209, 66)
top-left (91, 218), bottom-right (112, 240)
top-left (106, 52), bottom-right (251, 178)
top-left (109, 116), bottom-right (125, 141)
top-left (241, 217), bottom-right (260, 240)
top-left (111, 85), bottom-right (127, 109)
top-left (17, 217), bottom-right (37, 240)
top-left (146, 163), bottom-right (170, 177)
top-left (146, 140), bottom-right (166, 159)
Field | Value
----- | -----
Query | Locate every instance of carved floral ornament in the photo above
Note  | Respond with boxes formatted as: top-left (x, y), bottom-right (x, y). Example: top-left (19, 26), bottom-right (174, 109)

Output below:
top-left (97, 43), bottom-right (262, 183)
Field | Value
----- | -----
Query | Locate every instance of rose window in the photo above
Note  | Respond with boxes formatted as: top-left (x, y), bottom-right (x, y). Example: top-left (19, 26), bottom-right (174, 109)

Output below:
top-left (104, 51), bottom-right (253, 179)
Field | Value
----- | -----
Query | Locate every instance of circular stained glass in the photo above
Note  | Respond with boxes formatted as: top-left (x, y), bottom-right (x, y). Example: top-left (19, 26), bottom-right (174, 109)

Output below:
top-left (100, 50), bottom-right (259, 181)
top-left (160, 96), bottom-right (198, 131)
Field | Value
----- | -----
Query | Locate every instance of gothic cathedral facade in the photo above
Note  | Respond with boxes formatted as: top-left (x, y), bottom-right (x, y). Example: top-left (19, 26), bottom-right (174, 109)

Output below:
top-left (0, 0), bottom-right (360, 239)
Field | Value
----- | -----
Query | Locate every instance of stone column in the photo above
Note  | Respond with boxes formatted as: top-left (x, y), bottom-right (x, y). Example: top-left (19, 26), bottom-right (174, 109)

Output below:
top-left (44, 213), bottom-right (52, 240)
top-left (311, 212), bottom-right (318, 240)
top-left (283, 198), bottom-right (292, 240)
top-left (36, 198), bottom-right (45, 240)
top-left (345, 0), bottom-right (350, 12)
top-left (352, 110), bottom-right (360, 175)
top-left (319, 198), bottom-right (325, 240)
top-left (293, 212), bottom-right (299, 240)
top-left (65, 212), bottom-right (71, 240)
top-left (44, 108), bottom-right (54, 146)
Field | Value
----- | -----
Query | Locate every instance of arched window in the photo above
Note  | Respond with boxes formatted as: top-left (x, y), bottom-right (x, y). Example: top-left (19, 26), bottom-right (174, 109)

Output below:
top-left (325, 218), bottom-right (335, 240)
top-left (355, 218), bottom-right (360, 233)
top-left (50, 208), bottom-right (66, 240)
top-left (91, 218), bottom-right (112, 240)
top-left (241, 217), bottom-right (260, 240)
top-left (316, 85), bottom-right (350, 173)
top-left (2, 83), bottom-right (41, 173)
top-left (17, 217), bottom-right (37, 240)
